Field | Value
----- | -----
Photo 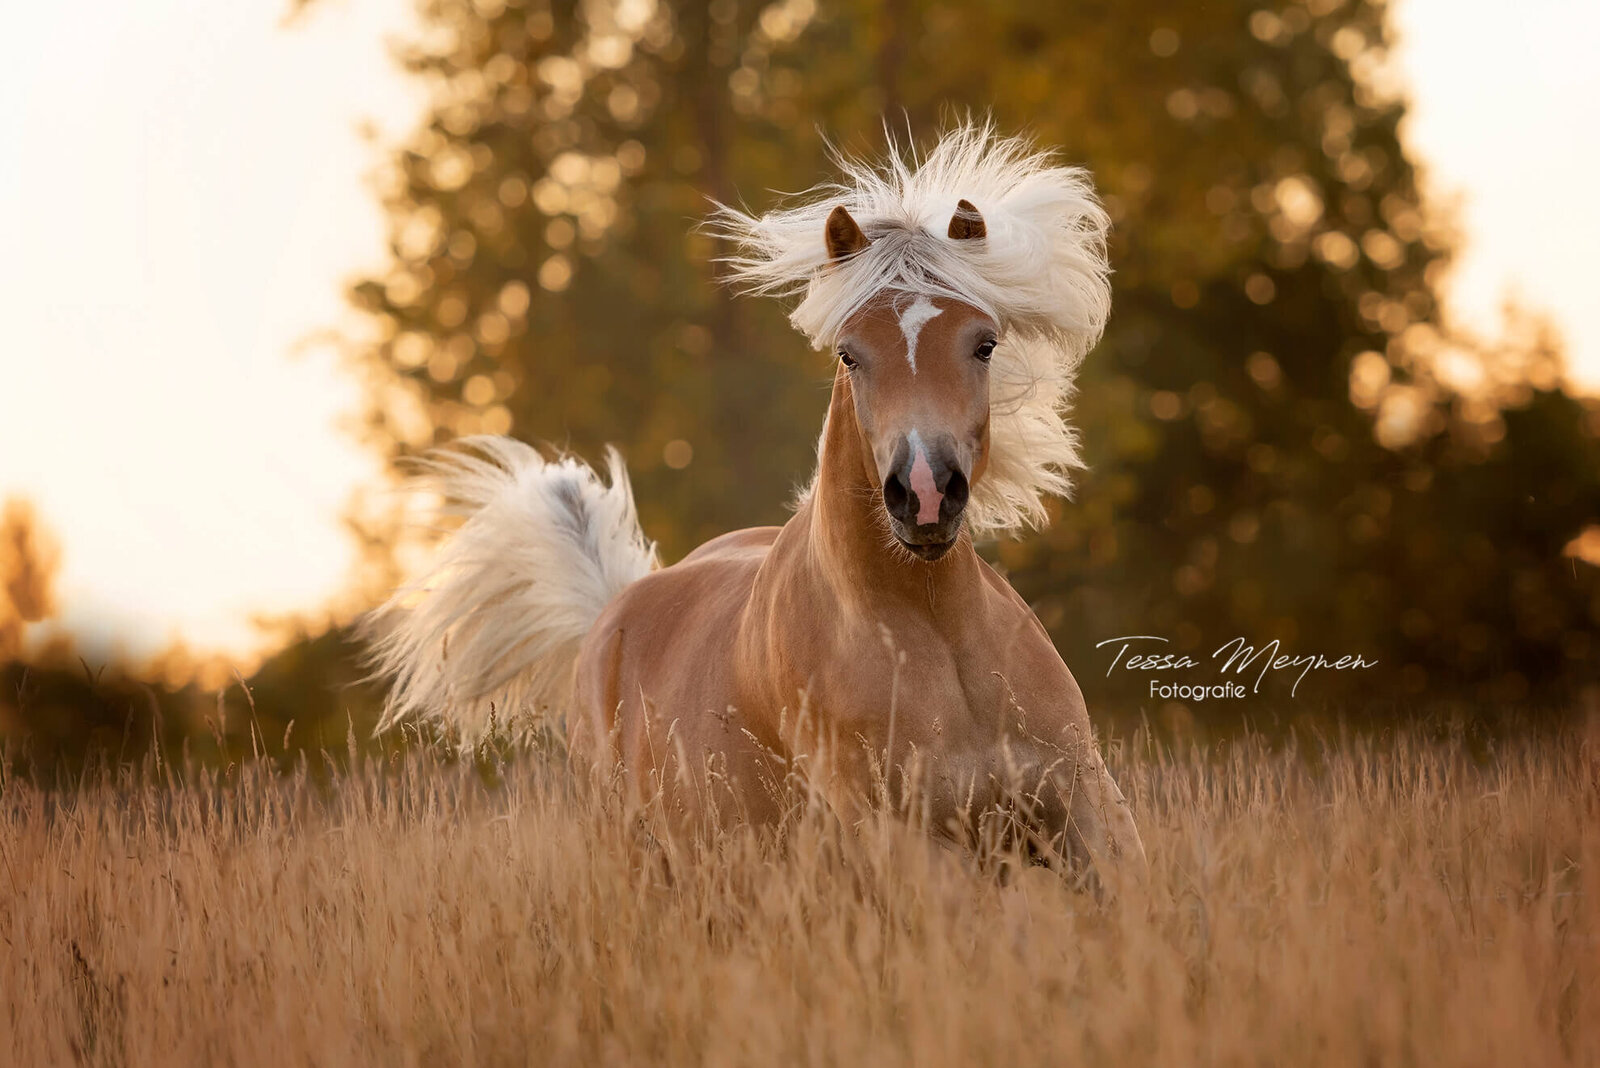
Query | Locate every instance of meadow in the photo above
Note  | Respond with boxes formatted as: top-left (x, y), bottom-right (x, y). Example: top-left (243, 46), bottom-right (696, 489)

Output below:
top-left (2, 719), bottom-right (1594, 1067)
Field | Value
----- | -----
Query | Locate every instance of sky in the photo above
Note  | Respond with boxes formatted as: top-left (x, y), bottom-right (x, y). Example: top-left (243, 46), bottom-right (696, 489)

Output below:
top-left (0, 0), bottom-right (419, 665)
top-left (1392, 0), bottom-right (1600, 379)
top-left (0, 0), bottom-right (1596, 671)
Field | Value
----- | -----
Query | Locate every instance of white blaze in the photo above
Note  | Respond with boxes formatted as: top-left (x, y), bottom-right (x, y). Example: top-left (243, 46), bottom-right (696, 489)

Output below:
top-left (897, 296), bottom-right (943, 373)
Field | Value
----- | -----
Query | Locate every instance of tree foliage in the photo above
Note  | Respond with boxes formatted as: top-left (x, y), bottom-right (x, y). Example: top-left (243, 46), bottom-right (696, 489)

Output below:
top-left (343, 0), bottom-right (1595, 715)
top-left (0, 499), bottom-right (59, 662)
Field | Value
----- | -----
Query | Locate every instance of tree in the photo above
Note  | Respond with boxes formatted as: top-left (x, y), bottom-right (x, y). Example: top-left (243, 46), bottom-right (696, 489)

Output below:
top-left (0, 499), bottom-right (59, 662)
top-left (335, 0), bottom-right (1598, 719)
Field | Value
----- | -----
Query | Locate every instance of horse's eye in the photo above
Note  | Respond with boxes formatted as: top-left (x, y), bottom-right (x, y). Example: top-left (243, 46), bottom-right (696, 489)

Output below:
top-left (838, 350), bottom-right (858, 369)
top-left (974, 340), bottom-right (997, 362)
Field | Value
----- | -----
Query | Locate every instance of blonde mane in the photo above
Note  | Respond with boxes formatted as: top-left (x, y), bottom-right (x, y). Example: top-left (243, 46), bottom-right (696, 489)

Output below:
top-left (710, 120), bottom-right (1112, 536)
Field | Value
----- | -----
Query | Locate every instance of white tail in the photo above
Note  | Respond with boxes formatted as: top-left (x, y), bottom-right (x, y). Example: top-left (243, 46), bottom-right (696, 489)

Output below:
top-left (363, 437), bottom-right (657, 746)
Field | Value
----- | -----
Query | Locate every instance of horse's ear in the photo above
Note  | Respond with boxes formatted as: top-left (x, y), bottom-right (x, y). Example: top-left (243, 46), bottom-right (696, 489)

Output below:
top-left (825, 205), bottom-right (871, 262)
top-left (947, 198), bottom-right (987, 241)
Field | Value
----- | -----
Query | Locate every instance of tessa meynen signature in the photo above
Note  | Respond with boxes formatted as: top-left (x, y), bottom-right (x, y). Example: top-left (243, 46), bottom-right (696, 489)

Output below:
top-left (1096, 635), bottom-right (1379, 699)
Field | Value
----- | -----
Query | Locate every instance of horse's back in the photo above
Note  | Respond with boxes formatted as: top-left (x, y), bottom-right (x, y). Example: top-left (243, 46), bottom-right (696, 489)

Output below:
top-left (568, 526), bottom-right (782, 819)
top-left (678, 525), bottom-right (782, 564)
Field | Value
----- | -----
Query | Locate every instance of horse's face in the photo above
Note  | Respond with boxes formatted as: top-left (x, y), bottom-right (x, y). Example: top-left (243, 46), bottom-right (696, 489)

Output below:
top-left (822, 203), bottom-right (997, 562)
top-left (834, 291), bottom-right (996, 561)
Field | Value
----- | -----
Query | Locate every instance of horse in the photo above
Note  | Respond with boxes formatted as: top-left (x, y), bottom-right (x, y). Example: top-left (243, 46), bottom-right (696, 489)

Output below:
top-left (366, 123), bottom-right (1147, 884)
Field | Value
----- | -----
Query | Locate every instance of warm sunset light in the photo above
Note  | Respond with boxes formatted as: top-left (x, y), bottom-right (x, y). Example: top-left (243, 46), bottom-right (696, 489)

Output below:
top-left (1394, 0), bottom-right (1600, 395)
top-left (0, 0), bottom-right (1595, 675)
top-left (0, 0), bottom-right (418, 669)
top-left (4, 3), bottom-right (1596, 1063)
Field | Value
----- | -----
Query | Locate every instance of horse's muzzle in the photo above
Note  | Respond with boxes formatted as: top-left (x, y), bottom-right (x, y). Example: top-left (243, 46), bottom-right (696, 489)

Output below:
top-left (882, 437), bottom-right (969, 559)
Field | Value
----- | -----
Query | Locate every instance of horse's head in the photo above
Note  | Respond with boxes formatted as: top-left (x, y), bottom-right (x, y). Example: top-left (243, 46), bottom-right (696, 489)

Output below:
top-left (826, 201), bottom-right (994, 561)
top-left (715, 122), bottom-right (1111, 542)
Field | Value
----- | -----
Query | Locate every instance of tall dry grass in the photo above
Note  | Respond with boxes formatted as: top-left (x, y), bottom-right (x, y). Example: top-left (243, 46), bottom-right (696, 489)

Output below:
top-left (1, 722), bottom-right (1595, 1067)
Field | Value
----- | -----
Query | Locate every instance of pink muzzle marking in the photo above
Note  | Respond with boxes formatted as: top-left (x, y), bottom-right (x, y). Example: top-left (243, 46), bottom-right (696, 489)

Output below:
top-left (909, 449), bottom-right (942, 525)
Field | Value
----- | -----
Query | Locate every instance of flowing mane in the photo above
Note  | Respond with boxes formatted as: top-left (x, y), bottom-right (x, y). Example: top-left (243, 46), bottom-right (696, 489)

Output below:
top-left (710, 121), bottom-right (1112, 535)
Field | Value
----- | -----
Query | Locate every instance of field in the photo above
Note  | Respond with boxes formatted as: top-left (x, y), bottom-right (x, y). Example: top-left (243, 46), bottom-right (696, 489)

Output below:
top-left (2, 722), bottom-right (1595, 1067)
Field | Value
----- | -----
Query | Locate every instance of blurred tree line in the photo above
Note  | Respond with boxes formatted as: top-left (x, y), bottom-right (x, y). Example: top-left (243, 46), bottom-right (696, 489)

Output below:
top-left (0, 498), bottom-right (391, 777)
top-left (5, 0), bottom-right (1597, 772)
top-left (340, 0), bottom-right (1597, 706)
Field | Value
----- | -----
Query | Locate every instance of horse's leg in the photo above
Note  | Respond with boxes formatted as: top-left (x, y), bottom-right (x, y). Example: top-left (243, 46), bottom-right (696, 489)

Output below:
top-left (1047, 728), bottom-right (1147, 896)
top-left (1000, 728), bottom-right (1146, 897)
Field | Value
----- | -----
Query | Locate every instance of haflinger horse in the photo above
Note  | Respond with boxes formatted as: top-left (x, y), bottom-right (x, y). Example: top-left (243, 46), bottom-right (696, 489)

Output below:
top-left (366, 122), bottom-right (1147, 887)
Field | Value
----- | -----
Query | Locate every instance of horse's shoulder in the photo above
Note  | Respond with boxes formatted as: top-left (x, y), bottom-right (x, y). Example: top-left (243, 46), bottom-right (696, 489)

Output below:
top-left (974, 556), bottom-right (1042, 624)
top-left (971, 555), bottom-right (1082, 693)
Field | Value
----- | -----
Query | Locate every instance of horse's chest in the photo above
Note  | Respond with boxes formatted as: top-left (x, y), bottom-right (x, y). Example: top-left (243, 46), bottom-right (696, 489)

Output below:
top-left (812, 631), bottom-right (1018, 750)
top-left (808, 649), bottom-right (1075, 825)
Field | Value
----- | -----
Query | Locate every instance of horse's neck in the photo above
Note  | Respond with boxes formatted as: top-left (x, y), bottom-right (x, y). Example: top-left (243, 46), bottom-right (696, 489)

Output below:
top-left (801, 371), bottom-right (985, 612)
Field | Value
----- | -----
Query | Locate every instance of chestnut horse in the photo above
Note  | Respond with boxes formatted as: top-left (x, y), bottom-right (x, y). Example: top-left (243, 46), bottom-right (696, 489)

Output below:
top-left (367, 124), bottom-right (1146, 881)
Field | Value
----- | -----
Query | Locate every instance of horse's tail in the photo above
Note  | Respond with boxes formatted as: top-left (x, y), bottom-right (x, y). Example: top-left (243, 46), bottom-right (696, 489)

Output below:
top-left (362, 436), bottom-right (657, 747)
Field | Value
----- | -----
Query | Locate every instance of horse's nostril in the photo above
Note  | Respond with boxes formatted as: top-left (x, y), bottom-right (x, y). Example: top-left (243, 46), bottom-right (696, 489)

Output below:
top-left (882, 471), bottom-right (910, 518)
top-left (943, 468), bottom-right (969, 514)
